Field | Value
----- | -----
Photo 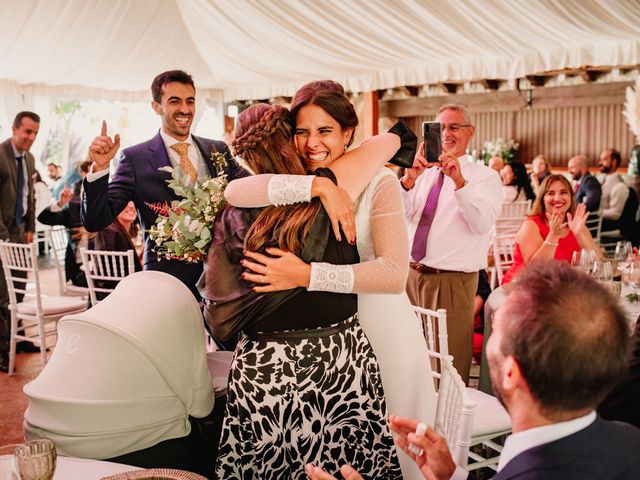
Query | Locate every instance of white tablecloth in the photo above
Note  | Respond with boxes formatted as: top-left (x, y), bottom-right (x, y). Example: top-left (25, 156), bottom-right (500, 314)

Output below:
top-left (54, 457), bottom-right (140, 479)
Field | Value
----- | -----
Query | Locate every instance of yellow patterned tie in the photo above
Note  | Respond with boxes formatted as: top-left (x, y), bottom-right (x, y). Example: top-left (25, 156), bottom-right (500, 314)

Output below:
top-left (170, 143), bottom-right (198, 182)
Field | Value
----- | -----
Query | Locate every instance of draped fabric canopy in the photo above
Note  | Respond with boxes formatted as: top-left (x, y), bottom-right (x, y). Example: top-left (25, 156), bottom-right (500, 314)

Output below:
top-left (1, 0), bottom-right (639, 102)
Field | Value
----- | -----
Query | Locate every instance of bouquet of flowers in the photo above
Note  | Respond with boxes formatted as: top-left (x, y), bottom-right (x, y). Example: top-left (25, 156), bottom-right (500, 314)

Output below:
top-left (483, 137), bottom-right (519, 163)
top-left (147, 152), bottom-right (227, 263)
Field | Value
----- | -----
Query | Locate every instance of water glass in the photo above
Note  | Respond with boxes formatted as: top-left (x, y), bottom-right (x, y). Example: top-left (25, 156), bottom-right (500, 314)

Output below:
top-left (0, 445), bottom-right (21, 480)
top-left (15, 440), bottom-right (56, 480)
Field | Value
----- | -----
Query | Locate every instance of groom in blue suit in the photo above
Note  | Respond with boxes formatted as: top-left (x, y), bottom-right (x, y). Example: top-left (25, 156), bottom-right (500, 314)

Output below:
top-left (81, 70), bottom-right (248, 299)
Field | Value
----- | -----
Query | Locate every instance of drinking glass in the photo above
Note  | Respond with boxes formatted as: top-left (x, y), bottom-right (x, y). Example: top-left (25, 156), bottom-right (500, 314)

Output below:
top-left (579, 249), bottom-right (597, 275)
top-left (14, 440), bottom-right (56, 480)
top-left (614, 241), bottom-right (633, 267)
top-left (592, 260), bottom-right (613, 281)
top-left (0, 445), bottom-right (21, 480)
top-left (628, 261), bottom-right (640, 315)
top-left (570, 251), bottom-right (581, 268)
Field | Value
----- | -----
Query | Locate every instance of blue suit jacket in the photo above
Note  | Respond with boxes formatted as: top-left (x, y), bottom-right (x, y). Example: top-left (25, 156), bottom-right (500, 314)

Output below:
top-left (492, 417), bottom-right (640, 479)
top-left (575, 172), bottom-right (602, 213)
top-left (81, 132), bottom-right (249, 297)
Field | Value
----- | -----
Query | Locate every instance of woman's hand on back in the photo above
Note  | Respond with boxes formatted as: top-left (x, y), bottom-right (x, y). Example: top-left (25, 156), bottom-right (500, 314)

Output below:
top-left (241, 248), bottom-right (311, 292)
top-left (312, 177), bottom-right (356, 244)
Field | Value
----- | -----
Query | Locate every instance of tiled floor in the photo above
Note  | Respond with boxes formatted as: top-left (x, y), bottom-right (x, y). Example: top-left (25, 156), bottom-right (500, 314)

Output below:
top-left (0, 259), bottom-right (61, 446)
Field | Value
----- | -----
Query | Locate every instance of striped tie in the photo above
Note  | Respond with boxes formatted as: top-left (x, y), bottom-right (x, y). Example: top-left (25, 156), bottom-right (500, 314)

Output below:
top-left (411, 171), bottom-right (444, 262)
top-left (170, 143), bottom-right (198, 182)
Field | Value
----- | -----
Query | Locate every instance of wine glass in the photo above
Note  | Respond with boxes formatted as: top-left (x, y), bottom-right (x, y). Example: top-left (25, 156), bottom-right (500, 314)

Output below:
top-left (0, 444), bottom-right (21, 480)
top-left (627, 261), bottom-right (640, 315)
top-left (14, 440), bottom-right (56, 480)
top-left (592, 260), bottom-right (613, 282)
top-left (579, 249), bottom-right (597, 275)
top-left (571, 251), bottom-right (581, 268)
top-left (614, 241), bottom-right (633, 268)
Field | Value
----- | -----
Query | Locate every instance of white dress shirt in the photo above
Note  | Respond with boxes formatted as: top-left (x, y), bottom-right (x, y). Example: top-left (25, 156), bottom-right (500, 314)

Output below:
top-left (402, 157), bottom-right (503, 271)
top-left (451, 411), bottom-right (597, 479)
top-left (87, 130), bottom-right (207, 182)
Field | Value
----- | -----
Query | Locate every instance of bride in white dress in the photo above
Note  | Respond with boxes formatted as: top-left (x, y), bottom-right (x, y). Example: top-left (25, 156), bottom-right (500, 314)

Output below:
top-left (224, 81), bottom-right (436, 479)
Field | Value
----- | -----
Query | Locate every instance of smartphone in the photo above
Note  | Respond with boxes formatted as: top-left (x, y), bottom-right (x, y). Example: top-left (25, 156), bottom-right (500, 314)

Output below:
top-left (422, 121), bottom-right (442, 163)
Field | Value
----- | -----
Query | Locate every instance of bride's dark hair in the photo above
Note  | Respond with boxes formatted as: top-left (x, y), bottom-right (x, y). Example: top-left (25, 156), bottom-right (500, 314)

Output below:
top-left (232, 103), bottom-right (320, 253)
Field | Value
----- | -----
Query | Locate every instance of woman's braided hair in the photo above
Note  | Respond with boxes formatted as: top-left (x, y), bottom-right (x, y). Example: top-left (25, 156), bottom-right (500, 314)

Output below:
top-left (232, 103), bottom-right (321, 253)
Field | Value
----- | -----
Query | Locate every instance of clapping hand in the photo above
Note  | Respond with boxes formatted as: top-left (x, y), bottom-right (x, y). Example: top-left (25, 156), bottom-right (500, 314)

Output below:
top-left (567, 203), bottom-right (589, 235)
top-left (89, 120), bottom-right (120, 172)
top-left (547, 211), bottom-right (567, 238)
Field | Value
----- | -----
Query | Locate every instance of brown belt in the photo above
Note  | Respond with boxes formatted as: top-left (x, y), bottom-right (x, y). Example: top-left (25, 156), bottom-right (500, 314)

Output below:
top-left (409, 262), bottom-right (460, 275)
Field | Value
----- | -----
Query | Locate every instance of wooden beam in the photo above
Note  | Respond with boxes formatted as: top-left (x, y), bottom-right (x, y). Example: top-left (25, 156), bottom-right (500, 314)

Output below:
top-left (406, 86), bottom-right (420, 96)
top-left (526, 75), bottom-right (546, 87)
top-left (579, 69), bottom-right (604, 83)
top-left (481, 79), bottom-right (501, 90)
top-left (379, 81), bottom-right (633, 118)
top-left (439, 83), bottom-right (458, 94)
top-left (358, 91), bottom-right (379, 139)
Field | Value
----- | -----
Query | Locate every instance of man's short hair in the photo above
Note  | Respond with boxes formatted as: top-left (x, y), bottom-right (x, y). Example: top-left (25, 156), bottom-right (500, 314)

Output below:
top-left (569, 154), bottom-right (588, 169)
top-left (500, 261), bottom-right (630, 416)
top-left (151, 70), bottom-right (195, 103)
top-left (13, 111), bottom-right (40, 129)
top-left (436, 103), bottom-right (473, 125)
top-left (609, 148), bottom-right (622, 168)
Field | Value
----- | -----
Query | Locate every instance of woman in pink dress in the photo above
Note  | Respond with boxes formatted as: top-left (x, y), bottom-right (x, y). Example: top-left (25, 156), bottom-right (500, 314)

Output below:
top-left (502, 174), bottom-right (599, 284)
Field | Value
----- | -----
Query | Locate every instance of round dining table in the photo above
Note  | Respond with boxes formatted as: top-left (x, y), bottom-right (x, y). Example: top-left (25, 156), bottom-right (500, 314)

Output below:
top-left (54, 456), bottom-right (141, 479)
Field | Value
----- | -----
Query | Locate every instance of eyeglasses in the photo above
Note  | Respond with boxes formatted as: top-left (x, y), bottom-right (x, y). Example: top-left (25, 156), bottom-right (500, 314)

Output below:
top-left (442, 124), bottom-right (471, 132)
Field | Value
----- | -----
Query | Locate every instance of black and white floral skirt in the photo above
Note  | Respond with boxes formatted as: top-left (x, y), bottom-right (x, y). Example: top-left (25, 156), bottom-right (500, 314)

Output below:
top-left (215, 316), bottom-right (402, 479)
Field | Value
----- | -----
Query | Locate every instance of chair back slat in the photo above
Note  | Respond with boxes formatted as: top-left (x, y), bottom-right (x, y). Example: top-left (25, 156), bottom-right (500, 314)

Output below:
top-left (411, 306), bottom-right (448, 386)
top-left (492, 234), bottom-right (516, 287)
top-left (435, 355), bottom-right (476, 468)
top-left (80, 248), bottom-right (136, 306)
top-left (0, 241), bottom-right (43, 313)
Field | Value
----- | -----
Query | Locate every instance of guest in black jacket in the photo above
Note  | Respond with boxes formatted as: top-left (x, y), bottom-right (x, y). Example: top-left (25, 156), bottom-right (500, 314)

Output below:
top-left (568, 154), bottom-right (602, 212)
top-left (94, 201), bottom-right (143, 272)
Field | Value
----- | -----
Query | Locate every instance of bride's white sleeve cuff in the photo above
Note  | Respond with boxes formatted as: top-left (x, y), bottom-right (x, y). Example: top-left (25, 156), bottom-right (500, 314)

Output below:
top-left (308, 262), bottom-right (354, 293)
top-left (267, 175), bottom-right (314, 206)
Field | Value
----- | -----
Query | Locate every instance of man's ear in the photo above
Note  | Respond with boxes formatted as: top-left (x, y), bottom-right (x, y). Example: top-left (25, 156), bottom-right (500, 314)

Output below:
top-left (151, 101), bottom-right (161, 115)
top-left (501, 355), bottom-right (523, 393)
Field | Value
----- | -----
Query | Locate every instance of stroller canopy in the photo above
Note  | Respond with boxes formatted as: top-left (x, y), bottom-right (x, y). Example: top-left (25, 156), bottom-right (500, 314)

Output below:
top-left (24, 271), bottom-right (215, 459)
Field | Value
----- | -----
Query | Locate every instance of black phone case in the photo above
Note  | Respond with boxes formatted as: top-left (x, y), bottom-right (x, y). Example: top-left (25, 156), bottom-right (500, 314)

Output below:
top-left (423, 122), bottom-right (442, 163)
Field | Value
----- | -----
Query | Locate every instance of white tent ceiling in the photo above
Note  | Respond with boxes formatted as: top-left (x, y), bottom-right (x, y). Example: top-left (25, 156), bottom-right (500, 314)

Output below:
top-left (1, 0), bottom-right (639, 102)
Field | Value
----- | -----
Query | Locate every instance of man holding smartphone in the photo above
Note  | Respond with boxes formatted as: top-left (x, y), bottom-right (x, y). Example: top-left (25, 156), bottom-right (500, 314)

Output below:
top-left (400, 104), bottom-right (503, 384)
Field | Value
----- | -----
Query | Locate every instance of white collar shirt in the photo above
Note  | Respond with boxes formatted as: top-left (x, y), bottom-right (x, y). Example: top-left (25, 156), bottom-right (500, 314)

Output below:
top-left (497, 411), bottom-right (597, 471)
top-left (11, 141), bottom-right (29, 219)
top-left (402, 155), bottom-right (503, 271)
top-left (451, 411), bottom-right (597, 480)
top-left (159, 129), bottom-right (207, 181)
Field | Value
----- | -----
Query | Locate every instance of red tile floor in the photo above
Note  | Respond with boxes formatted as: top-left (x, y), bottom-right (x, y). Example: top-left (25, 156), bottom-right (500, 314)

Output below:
top-left (1, 259), bottom-right (59, 446)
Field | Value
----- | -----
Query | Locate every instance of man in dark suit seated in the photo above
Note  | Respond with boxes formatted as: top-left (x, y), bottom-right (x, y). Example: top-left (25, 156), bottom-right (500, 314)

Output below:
top-left (307, 261), bottom-right (640, 480)
top-left (568, 154), bottom-right (601, 213)
top-left (81, 70), bottom-right (249, 300)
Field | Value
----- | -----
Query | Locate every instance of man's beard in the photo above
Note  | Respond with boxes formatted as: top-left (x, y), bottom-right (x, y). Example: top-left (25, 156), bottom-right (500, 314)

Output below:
top-left (600, 165), bottom-right (612, 174)
top-left (572, 172), bottom-right (582, 181)
top-left (488, 358), bottom-right (508, 410)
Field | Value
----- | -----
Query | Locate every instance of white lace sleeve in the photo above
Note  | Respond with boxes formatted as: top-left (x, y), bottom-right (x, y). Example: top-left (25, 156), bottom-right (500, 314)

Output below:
top-left (351, 175), bottom-right (409, 294)
top-left (268, 175), bottom-right (314, 206)
top-left (224, 174), bottom-right (314, 207)
top-left (308, 262), bottom-right (355, 293)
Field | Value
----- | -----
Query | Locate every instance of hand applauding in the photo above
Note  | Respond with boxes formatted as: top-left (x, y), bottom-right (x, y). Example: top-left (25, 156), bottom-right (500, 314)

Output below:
top-left (566, 203), bottom-right (589, 235)
top-left (89, 120), bottom-right (120, 172)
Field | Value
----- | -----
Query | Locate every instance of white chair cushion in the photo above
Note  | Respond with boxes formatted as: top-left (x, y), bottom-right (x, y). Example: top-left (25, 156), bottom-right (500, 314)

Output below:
top-left (65, 283), bottom-right (90, 295)
top-left (17, 296), bottom-right (87, 315)
top-left (467, 388), bottom-right (511, 436)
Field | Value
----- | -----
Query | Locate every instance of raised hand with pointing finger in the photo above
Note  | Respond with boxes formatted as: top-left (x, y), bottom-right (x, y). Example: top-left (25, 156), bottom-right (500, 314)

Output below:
top-left (89, 120), bottom-right (120, 172)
